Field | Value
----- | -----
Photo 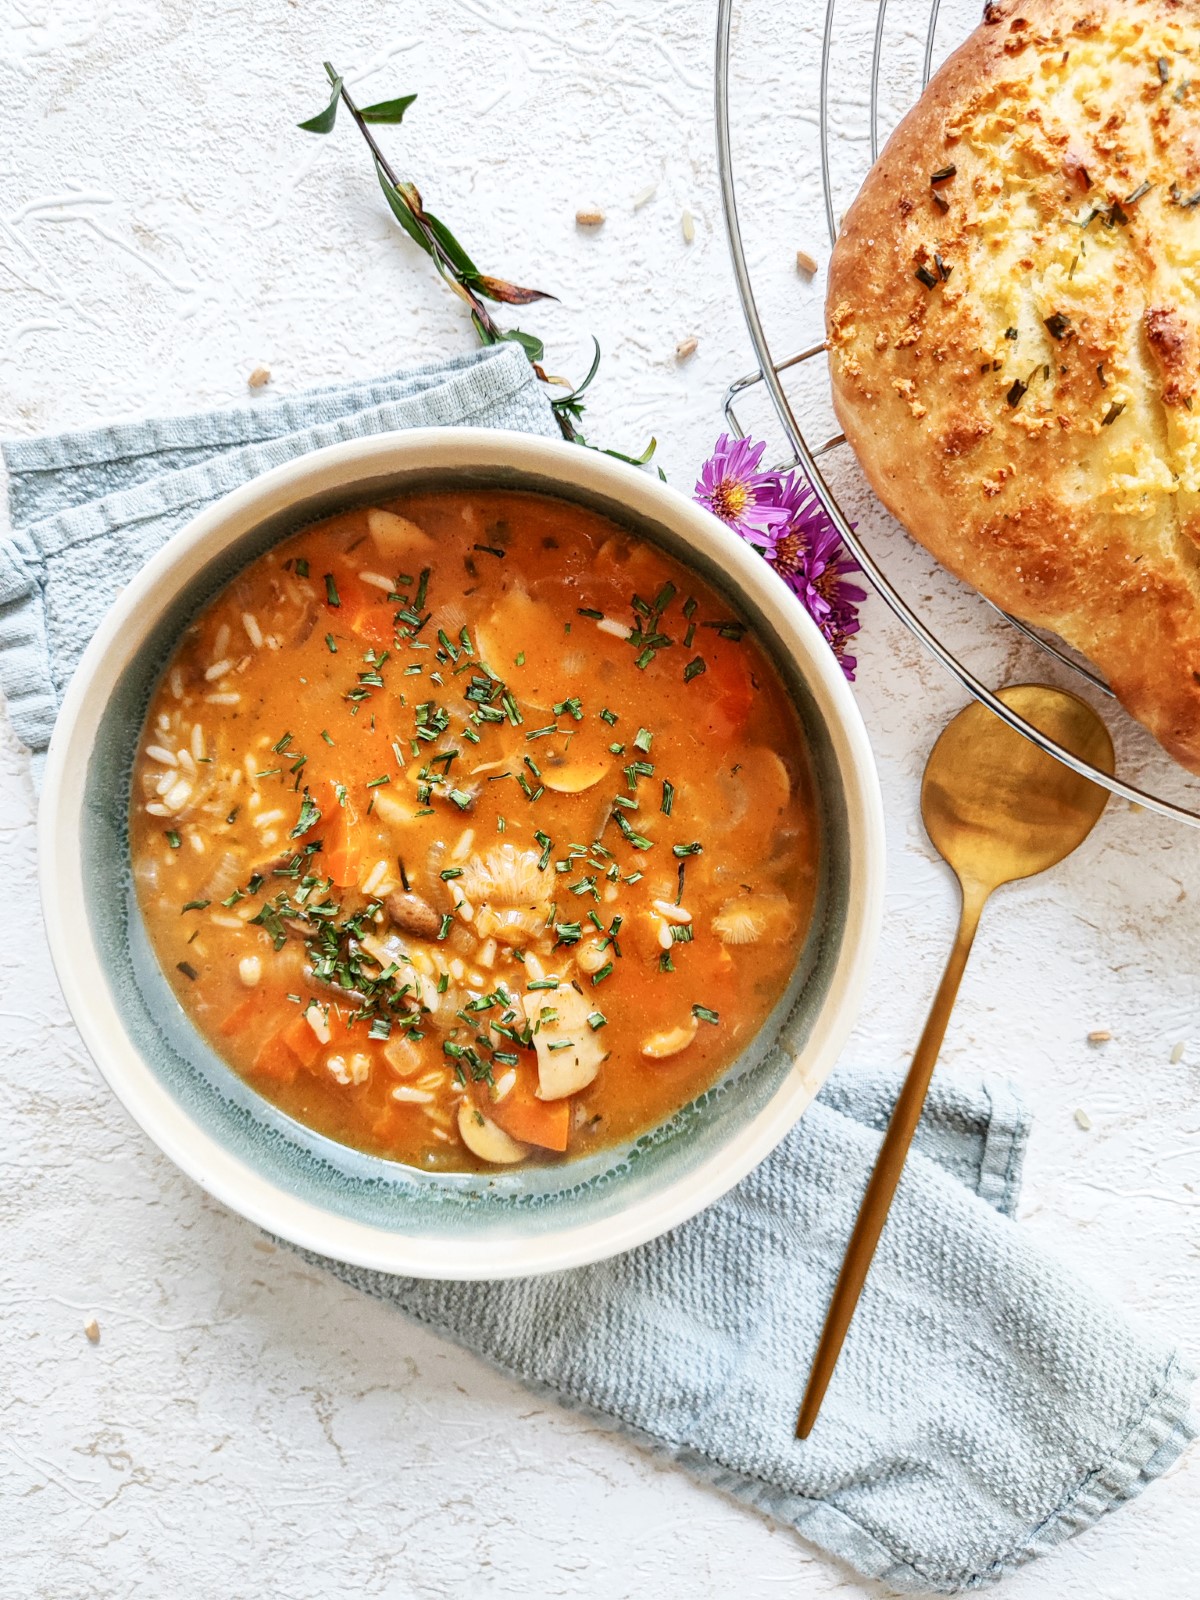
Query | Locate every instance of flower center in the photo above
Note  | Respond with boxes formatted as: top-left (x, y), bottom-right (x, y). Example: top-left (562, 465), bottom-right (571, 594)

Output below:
top-left (813, 564), bottom-right (841, 603)
top-left (710, 476), bottom-right (750, 523)
top-left (772, 530), bottom-right (805, 575)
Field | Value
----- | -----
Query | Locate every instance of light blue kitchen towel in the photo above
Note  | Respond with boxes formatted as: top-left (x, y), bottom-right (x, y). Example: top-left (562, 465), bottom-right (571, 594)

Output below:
top-left (1, 341), bottom-right (1193, 1594)
top-left (0, 344), bottom-right (558, 781)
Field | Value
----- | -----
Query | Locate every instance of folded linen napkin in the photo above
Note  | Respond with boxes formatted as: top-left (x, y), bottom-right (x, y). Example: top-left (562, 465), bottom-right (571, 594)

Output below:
top-left (1, 342), bottom-right (1192, 1594)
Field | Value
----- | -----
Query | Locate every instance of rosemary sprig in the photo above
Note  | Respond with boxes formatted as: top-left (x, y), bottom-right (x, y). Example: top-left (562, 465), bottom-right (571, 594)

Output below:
top-left (299, 63), bottom-right (656, 467)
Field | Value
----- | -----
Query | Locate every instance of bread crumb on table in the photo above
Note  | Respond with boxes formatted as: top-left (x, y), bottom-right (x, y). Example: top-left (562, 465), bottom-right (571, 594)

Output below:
top-left (1087, 1029), bottom-right (1112, 1044)
top-left (675, 337), bottom-right (698, 361)
top-left (796, 249), bottom-right (819, 276)
top-left (84, 1318), bottom-right (100, 1343)
top-left (575, 208), bottom-right (604, 227)
top-left (248, 367), bottom-right (271, 389)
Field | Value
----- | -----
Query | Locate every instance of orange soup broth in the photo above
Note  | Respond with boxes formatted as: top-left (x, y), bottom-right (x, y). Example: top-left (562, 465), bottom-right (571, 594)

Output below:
top-left (130, 489), bottom-right (819, 1172)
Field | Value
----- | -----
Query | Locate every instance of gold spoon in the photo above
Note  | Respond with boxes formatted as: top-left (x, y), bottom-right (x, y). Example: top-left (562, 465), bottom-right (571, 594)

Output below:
top-left (796, 683), bottom-right (1115, 1439)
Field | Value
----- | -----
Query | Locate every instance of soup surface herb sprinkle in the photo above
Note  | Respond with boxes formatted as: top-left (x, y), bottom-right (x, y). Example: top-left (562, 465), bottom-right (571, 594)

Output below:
top-left (130, 490), bottom-right (818, 1171)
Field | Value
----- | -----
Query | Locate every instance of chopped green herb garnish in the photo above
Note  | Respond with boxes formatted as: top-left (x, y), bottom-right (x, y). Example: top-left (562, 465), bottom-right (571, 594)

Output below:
top-left (693, 1005), bottom-right (720, 1025)
top-left (599, 707), bottom-right (618, 726)
top-left (181, 899), bottom-right (210, 913)
top-left (325, 633), bottom-right (338, 653)
top-left (324, 573), bottom-right (340, 607)
top-left (176, 961), bottom-right (198, 980)
top-left (295, 558), bottom-right (310, 578)
top-left (535, 830), bottom-right (553, 871)
top-left (441, 867), bottom-right (464, 880)
top-left (437, 913), bottom-right (453, 940)
top-left (661, 781), bottom-right (674, 816)
top-left (591, 962), bottom-right (614, 985)
top-left (613, 810), bottom-right (653, 850)
top-left (673, 841), bottom-right (702, 857)
top-left (165, 830), bottom-right (181, 849)
top-left (291, 791), bottom-right (321, 837)
top-left (633, 727), bottom-right (652, 753)
top-left (273, 731), bottom-right (293, 754)
top-left (683, 656), bottom-right (706, 683)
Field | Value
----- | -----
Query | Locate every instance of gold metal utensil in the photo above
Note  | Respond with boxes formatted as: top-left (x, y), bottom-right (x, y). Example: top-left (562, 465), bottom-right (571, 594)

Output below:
top-left (796, 683), bottom-right (1115, 1439)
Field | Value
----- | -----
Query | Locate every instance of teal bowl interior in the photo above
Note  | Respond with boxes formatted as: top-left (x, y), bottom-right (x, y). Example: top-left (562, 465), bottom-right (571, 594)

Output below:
top-left (84, 464), bottom-right (850, 1239)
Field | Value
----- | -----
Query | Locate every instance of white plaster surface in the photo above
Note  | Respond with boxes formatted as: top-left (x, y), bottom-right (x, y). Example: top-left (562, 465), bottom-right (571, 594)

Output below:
top-left (2, 1), bottom-right (1199, 1594)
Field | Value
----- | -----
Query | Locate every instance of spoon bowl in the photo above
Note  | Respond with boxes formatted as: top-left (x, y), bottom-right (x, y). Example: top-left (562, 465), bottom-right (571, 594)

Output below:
top-left (922, 684), bottom-right (1115, 893)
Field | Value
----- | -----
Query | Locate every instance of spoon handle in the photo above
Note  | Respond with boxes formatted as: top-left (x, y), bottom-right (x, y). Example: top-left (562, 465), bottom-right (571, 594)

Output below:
top-left (795, 879), bottom-right (989, 1439)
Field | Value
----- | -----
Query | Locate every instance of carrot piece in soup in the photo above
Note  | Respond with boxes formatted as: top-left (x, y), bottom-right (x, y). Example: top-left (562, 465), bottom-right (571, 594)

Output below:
top-left (703, 640), bottom-right (754, 740)
top-left (279, 1008), bottom-right (327, 1069)
top-left (324, 805), bottom-right (362, 888)
top-left (483, 1070), bottom-right (571, 1152)
top-left (252, 1032), bottom-right (301, 1085)
top-left (324, 566), bottom-right (395, 646)
top-left (219, 993), bottom-right (267, 1037)
top-left (299, 779), bottom-right (362, 888)
top-left (345, 601), bottom-right (394, 647)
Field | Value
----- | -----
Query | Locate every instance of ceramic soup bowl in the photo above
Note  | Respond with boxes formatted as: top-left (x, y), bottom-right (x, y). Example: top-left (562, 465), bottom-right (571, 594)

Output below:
top-left (39, 428), bottom-right (885, 1278)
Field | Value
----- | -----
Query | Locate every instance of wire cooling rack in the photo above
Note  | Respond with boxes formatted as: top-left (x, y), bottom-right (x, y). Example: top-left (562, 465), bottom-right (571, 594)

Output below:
top-left (714, 0), bottom-right (1200, 828)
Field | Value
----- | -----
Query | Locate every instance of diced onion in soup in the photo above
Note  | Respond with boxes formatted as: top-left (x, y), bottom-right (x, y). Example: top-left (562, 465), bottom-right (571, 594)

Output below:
top-left (366, 508), bottom-right (435, 557)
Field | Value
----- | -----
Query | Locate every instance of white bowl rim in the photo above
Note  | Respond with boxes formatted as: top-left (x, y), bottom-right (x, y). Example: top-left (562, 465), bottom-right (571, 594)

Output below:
top-left (38, 425), bottom-right (885, 1279)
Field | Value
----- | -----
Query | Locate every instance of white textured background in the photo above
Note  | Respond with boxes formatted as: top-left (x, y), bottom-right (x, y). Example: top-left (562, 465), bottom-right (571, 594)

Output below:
top-left (3, 1), bottom-right (1199, 1595)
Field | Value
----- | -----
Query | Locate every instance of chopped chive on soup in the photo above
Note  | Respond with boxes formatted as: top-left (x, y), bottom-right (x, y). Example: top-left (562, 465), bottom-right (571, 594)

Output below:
top-left (130, 491), bottom-right (819, 1171)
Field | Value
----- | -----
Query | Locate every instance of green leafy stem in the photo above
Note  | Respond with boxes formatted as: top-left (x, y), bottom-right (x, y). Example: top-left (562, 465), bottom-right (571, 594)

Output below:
top-left (300, 64), bottom-right (656, 467)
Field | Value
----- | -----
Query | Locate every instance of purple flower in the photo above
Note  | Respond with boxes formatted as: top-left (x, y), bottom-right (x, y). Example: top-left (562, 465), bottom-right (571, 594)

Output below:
top-left (694, 434), bottom-right (866, 681)
top-left (694, 433), bottom-right (788, 538)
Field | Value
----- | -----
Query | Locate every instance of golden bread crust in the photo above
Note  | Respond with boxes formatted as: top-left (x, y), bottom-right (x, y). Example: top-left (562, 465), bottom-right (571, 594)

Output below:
top-left (827, 0), bottom-right (1200, 771)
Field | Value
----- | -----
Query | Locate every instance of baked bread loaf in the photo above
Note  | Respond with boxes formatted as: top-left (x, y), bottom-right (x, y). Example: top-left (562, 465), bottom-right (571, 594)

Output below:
top-left (827, 0), bottom-right (1200, 771)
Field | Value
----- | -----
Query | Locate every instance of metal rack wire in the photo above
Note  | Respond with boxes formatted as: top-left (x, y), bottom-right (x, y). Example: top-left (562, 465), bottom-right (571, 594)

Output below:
top-left (714, 0), bottom-right (1200, 828)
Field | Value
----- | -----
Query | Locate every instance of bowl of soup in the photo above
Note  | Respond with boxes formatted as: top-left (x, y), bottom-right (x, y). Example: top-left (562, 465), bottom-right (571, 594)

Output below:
top-left (39, 427), bottom-right (884, 1278)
